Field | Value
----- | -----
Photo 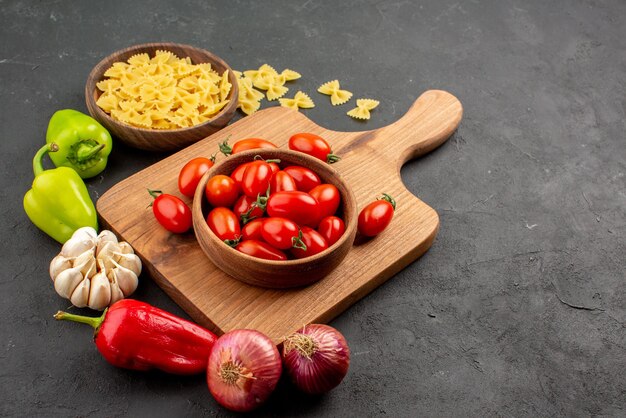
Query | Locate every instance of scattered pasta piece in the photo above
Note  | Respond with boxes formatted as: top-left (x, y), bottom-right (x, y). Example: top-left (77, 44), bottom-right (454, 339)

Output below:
top-left (241, 64), bottom-right (305, 101)
top-left (281, 69), bottom-right (301, 81)
top-left (95, 50), bottom-right (232, 129)
top-left (279, 91), bottom-right (315, 110)
top-left (318, 80), bottom-right (353, 106)
top-left (238, 97), bottom-right (262, 115)
top-left (265, 84), bottom-right (289, 101)
top-left (235, 75), bottom-right (264, 115)
top-left (347, 98), bottom-right (380, 120)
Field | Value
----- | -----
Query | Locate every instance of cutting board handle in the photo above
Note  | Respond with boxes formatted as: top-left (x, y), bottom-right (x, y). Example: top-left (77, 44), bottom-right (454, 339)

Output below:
top-left (369, 89), bottom-right (463, 168)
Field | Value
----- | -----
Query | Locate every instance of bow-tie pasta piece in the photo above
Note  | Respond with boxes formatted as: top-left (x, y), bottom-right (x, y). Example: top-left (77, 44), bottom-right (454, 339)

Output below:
top-left (347, 98), bottom-right (380, 120)
top-left (318, 80), bottom-right (353, 106)
top-left (279, 91), bottom-right (315, 110)
top-left (235, 75), bottom-right (264, 115)
top-left (281, 69), bottom-right (301, 81)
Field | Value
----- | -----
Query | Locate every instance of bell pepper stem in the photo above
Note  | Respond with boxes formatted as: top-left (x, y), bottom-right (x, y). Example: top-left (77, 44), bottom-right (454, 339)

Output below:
top-left (33, 143), bottom-right (59, 177)
top-left (75, 142), bottom-right (105, 163)
top-left (54, 309), bottom-right (107, 330)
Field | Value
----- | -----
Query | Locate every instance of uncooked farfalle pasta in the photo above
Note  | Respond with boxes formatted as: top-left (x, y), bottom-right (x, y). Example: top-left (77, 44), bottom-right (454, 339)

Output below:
top-left (95, 50), bottom-right (232, 129)
top-left (278, 91), bottom-right (315, 110)
top-left (317, 80), bottom-right (353, 106)
top-left (347, 99), bottom-right (380, 120)
top-left (233, 64), bottom-right (378, 120)
top-left (234, 64), bottom-right (302, 115)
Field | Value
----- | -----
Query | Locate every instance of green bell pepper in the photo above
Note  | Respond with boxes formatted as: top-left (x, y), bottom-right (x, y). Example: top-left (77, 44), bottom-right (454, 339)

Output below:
top-left (23, 143), bottom-right (98, 243)
top-left (46, 109), bottom-right (112, 179)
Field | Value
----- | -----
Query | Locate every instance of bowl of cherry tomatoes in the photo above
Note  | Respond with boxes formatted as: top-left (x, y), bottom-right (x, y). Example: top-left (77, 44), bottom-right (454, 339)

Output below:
top-left (192, 147), bottom-right (357, 288)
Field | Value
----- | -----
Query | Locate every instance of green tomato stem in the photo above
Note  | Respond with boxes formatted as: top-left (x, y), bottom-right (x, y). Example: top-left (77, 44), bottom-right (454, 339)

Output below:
top-left (326, 153), bottom-right (341, 164)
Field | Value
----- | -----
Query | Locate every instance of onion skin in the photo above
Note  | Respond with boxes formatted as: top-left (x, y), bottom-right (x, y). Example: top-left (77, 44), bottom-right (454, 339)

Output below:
top-left (281, 324), bottom-right (350, 395)
top-left (207, 329), bottom-right (282, 412)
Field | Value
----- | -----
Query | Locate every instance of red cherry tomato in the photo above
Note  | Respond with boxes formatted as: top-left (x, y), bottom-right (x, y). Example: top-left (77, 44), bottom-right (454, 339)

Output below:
top-left (268, 162), bottom-right (280, 175)
top-left (266, 191), bottom-right (321, 227)
top-left (178, 156), bottom-right (215, 198)
top-left (358, 194), bottom-right (396, 237)
top-left (309, 184), bottom-right (341, 218)
top-left (288, 132), bottom-right (340, 163)
top-left (206, 207), bottom-right (241, 241)
top-left (236, 240), bottom-right (287, 261)
top-left (230, 162), bottom-right (250, 186)
top-left (282, 166), bottom-right (321, 192)
top-left (241, 160), bottom-right (275, 198)
top-left (261, 217), bottom-right (305, 250)
top-left (317, 216), bottom-right (346, 246)
top-left (270, 171), bottom-right (298, 194)
top-left (149, 190), bottom-right (192, 234)
top-left (205, 175), bottom-right (240, 208)
top-left (241, 219), bottom-right (265, 241)
top-left (291, 226), bottom-right (329, 259)
top-left (232, 195), bottom-right (264, 223)
top-left (220, 138), bottom-right (277, 155)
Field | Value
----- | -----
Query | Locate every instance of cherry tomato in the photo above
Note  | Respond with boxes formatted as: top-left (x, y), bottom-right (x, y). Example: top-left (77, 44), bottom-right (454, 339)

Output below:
top-left (291, 227), bottom-right (329, 259)
top-left (270, 171), bottom-right (298, 194)
top-left (206, 207), bottom-right (241, 241)
top-left (230, 162), bottom-right (250, 186)
top-left (358, 194), bottom-right (396, 237)
top-left (178, 156), bottom-right (215, 198)
top-left (288, 132), bottom-right (340, 163)
top-left (241, 219), bottom-right (265, 241)
top-left (220, 138), bottom-right (277, 155)
top-left (149, 190), bottom-right (192, 234)
top-left (205, 175), bottom-right (240, 208)
top-left (268, 162), bottom-right (280, 175)
top-left (282, 166), bottom-right (321, 192)
top-left (266, 191), bottom-right (321, 227)
top-left (261, 217), bottom-right (305, 250)
top-left (236, 240), bottom-right (287, 261)
top-left (317, 216), bottom-right (346, 246)
top-left (309, 184), bottom-right (341, 218)
top-left (241, 160), bottom-right (275, 198)
top-left (232, 195), bottom-right (264, 223)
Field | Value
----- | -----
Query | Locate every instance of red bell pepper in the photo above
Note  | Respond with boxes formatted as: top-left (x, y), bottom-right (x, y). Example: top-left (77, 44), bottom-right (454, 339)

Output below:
top-left (54, 299), bottom-right (217, 374)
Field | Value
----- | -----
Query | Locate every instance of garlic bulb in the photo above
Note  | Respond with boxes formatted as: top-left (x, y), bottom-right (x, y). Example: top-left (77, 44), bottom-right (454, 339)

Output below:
top-left (50, 227), bottom-right (141, 310)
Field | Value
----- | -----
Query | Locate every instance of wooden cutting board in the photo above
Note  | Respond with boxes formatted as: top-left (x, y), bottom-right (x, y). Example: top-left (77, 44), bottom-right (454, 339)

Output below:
top-left (97, 90), bottom-right (462, 343)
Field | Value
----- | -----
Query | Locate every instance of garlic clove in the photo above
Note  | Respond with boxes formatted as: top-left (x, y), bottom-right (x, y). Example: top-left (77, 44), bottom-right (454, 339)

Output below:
top-left (117, 241), bottom-right (135, 255)
top-left (70, 278), bottom-right (90, 308)
top-left (96, 241), bottom-right (122, 271)
top-left (115, 253), bottom-right (142, 276)
top-left (71, 251), bottom-right (96, 280)
top-left (88, 271), bottom-right (111, 311)
top-left (112, 265), bottom-right (139, 297)
top-left (96, 231), bottom-right (119, 258)
top-left (97, 230), bottom-right (118, 245)
top-left (54, 267), bottom-right (85, 299)
top-left (72, 227), bottom-right (98, 241)
top-left (109, 279), bottom-right (125, 305)
top-left (49, 255), bottom-right (72, 281)
top-left (61, 235), bottom-right (96, 258)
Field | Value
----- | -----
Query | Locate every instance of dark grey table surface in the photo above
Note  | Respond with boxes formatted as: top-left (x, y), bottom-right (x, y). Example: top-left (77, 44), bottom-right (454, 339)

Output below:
top-left (2, 1), bottom-right (625, 416)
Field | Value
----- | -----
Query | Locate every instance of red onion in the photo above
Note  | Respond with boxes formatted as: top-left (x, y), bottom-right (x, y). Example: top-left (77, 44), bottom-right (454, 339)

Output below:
top-left (281, 324), bottom-right (350, 394)
top-left (207, 329), bottom-right (282, 412)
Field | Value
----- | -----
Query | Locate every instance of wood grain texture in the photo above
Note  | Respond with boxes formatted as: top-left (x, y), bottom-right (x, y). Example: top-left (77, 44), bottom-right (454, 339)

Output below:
top-left (192, 149), bottom-right (358, 288)
top-left (97, 89), bottom-right (463, 343)
top-left (85, 43), bottom-right (239, 152)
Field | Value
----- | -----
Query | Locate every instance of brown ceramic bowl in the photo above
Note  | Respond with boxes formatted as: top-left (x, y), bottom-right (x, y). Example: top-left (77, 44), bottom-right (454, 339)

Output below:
top-left (193, 149), bottom-right (357, 289)
top-left (85, 43), bottom-right (239, 152)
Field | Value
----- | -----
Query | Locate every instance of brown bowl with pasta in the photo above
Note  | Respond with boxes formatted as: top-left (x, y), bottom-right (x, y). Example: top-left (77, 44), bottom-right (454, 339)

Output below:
top-left (85, 43), bottom-right (239, 152)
